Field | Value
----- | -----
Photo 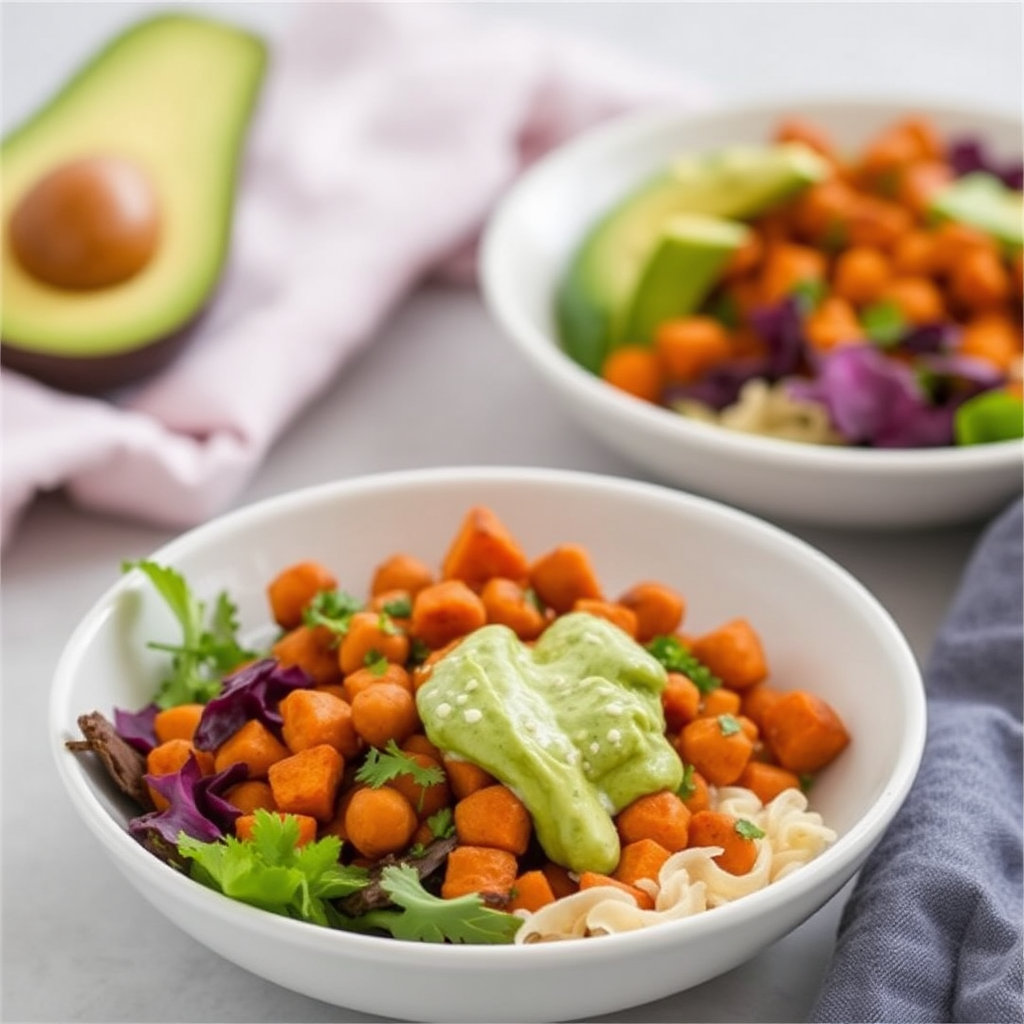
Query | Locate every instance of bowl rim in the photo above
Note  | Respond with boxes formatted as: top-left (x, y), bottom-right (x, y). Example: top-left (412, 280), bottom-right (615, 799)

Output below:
top-left (50, 465), bottom-right (927, 966)
top-left (479, 96), bottom-right (1024, 475)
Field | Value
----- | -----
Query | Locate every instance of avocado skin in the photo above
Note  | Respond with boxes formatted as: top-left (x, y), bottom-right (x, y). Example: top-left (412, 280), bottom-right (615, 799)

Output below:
top-left (0, 306), bottom-right (207, 395)
top-left (1, 14), bottom-right (268, 395)
top-left (556, 144), bottom-right (828, 374)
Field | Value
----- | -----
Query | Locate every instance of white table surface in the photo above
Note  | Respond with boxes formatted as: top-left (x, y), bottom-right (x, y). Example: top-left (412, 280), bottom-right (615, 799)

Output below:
top-left (2, 3), bottom-right (1020, 1021)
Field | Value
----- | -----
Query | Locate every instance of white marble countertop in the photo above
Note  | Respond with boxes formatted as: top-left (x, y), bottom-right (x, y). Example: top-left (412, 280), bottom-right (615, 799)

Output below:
top-left (2, 3), bottom-right (1020, 1021)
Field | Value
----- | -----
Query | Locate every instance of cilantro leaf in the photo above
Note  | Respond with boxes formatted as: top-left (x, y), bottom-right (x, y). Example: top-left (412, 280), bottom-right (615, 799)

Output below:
top-left (303, 590), bottom-right (364, 637)
top-left (677, 762), bottom-right (697, 801)
top-left (358, 865), bottom-right (521, 944)
top-left (735, 818), bottom-right (766, 840)
top-left (382, 596), bottom-right (413, 619)
top-left (717, 713), bottom-right (742, 736)
top-left (356, 740), bottom-right (445, 790)
top-left (178, 810), bottom-right (368, 927)
top-left (425, 806), bottom-right (454, 840)
top-left (790, 277), bottom-right (827, 314)
top-left (860, 299), bottom-right (906, 348)
top-left (123, 560), bottom-right (259, 708)
top-left (645, 635), bottom-right (722, 695)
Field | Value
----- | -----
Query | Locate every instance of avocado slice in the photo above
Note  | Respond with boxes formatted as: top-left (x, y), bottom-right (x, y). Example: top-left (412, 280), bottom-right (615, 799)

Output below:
top-left (928, 171), bottom-right (1024, 248)
top-left (555, 142), bottom-right (829, 373)
top-left (621, 213), bottom-right (750, 345)
top-left (0, 14), bottom-right (267, 394)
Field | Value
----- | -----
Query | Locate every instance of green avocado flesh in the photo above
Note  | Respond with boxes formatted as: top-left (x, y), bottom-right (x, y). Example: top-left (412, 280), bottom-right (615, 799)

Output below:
top-left (416, 613), bottom-right (682, 874)
top-left (928, 172), bottom-right (1024, 248)
top-left (1, 15), bottom-right (267, 385)
top-left (622, 214), bottom-right (751, 346)
top-left (556, 142), bottom-right (829, 373)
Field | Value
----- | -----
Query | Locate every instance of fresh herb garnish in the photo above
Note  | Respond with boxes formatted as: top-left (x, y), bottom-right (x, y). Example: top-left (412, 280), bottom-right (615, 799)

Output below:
top-left (381, 595), bottom-right (413, 619)
top-left (646, 635), bottom-right (722, 694)
top-left (799, 772), bottom-right (816, 794)
top-left (717, 713), bottom-right (742, 737)
top-left (735, 818), bottom-right (765, 840)
top-left (177, 810), bottom-right (368, 926)
top-left (860, 299), bottom-right (906, 348)
top-left (365, 652), bottom-right (389, 676)
top-left (303, 590), bottom-right (364, 637)
top-left (408, 638), bottom-right (431, 666)
top-left (790, 277), bottom-right (827, 314)
top-left (356, 740), bottom-right (445, 789)
top-left (425, 806), bottom-right (455, 840)
top-left (356, 865), bottom-right (520, 944)
top-left (677, 762), bottom-right (697, 801)
top-left (123, 560), bottom-right (259, 708)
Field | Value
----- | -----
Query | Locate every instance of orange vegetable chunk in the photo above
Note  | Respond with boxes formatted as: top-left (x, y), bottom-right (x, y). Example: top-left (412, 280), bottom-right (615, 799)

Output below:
top-left (236, 811), bottom-right (317, 846)
top-left (441, 506), bottom-right (530, 590)
top-left (344, 786), bottom-right (418, 859)
top-left (153, 703), bottom-right (204, 744)
top-left (454, 784), bottom-right (532, 855)
top-left (441, 845), bottom-right (518, 901)
top-left (617, 581), bottom-right (685, 642)
top-left (213, 719), bottom-right (289, 779)
top-left (411, 580), bottom-right (487, 650)
top-left (577, 871), bottom-right (655, 910)
top-left (528, 544), bottom-right (603, 614)
top-left (507, 870), bottom-right (557, 914)
top-left (267, 743), bottom-right (345, 822)
top-left (613, 838), bottom-right (671, 886)
top-left (762, 690), bottom-right (850, 773)
top-left (676, 715), bottom-right (754, 786)
top-left (616, 790), bottom-right (691, 852)
top-left (267, 560), bottom-right (338, 630)
top-left (689, 618), bottom-right (768, 690)
top-left (688, 810), bottom-right (760, 875)
top-left (279, 688), bottom-right (361, 758)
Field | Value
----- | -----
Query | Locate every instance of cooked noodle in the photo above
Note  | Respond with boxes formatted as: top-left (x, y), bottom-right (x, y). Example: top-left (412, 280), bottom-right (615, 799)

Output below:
top-left (514, 785), bottom-right (836, 943)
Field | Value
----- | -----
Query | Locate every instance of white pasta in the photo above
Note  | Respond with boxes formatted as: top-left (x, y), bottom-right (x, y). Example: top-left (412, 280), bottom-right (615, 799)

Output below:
top-left (513, 784), bottom-right (837, 943)
top-left (672, 378), bottom-right (846, 445)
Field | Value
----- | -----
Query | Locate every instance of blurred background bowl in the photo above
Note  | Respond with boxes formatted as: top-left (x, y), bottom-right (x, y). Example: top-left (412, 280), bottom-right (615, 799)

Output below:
top-left (51, 466), bottom-right (926, 1022)
top-left (480, 98), bottom-right (1023, 529)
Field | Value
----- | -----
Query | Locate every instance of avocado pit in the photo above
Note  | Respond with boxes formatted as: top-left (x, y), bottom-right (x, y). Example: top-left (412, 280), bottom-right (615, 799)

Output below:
top-left (9, 155), bottom-right (160, 290)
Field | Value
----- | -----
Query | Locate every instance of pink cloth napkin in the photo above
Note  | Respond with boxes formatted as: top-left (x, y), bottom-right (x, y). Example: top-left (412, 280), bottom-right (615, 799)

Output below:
top-left (1, 3), bottom-right (708, 551)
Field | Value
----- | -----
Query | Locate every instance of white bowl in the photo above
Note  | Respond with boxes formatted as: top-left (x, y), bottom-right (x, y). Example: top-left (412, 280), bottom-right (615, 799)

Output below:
top-left (51, 467), bottom-right (925, 1022)
top-left (480, 98), bottom-right (1024, 529)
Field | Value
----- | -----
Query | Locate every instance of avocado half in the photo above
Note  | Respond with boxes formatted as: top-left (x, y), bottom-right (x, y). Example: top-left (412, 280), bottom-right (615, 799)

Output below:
top-left (1, 14), bottom-right (268, 394)
top-left (556, 143), bottom-right (829, 374)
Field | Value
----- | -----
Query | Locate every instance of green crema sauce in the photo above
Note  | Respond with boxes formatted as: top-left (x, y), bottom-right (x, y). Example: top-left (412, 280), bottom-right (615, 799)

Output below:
top-left (415, 612), bottom-right (683, 874)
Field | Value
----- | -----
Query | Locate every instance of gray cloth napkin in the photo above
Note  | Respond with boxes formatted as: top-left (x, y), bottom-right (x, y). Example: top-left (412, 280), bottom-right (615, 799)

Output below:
top-left (812, 498), bottom-right (1024, 1023)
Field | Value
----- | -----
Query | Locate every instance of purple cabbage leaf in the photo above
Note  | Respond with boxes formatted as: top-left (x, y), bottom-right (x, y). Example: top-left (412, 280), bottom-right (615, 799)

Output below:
top-left (192, 658), bottom-right (313, 752)
top-left (128, 755), bottom-right (247, 866)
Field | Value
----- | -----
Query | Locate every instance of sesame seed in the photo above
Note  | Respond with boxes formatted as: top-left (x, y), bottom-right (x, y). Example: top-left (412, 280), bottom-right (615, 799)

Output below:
top-left (436, 703), bottom-right (452, 719)
top-left (456, 694), bottom-right (468, 706)
top-left (465, 679), bottom-right (479, 692)
top-left (522, 718), bottom-right (537, 732)
top-left (566, 750), bottom-right (580, 766)
top-left (606, 702), bottom-right (623, 717)
top-left (463, 709), bottom-right (483, 724)
top-left (607, 729), bottom-right (622, 745)
top-left (589, 742), bottom-right (600, 755)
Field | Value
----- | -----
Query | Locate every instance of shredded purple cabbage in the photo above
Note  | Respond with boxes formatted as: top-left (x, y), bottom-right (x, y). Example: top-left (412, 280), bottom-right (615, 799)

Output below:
top-left (192, 658), bottom-right (312, 752)
top-left (128, 755), bottom-right (247, 864)
top-left (663, 360), bottom-right (766, 411)
top-left (746, 296), bottom-right (807, 378)
top-left (899, 321), bottom-right (959, 355)
top-left (114, 703), bottom-right (159, 755)
top-left (786, 344), bottom-right (955, 447)
top-left (947, 136), bottom-right (1024, 190)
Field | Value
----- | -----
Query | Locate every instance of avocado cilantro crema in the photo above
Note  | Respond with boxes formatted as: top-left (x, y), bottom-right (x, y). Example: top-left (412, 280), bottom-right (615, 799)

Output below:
top-left (416, 613), bottom-right (683, 875)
